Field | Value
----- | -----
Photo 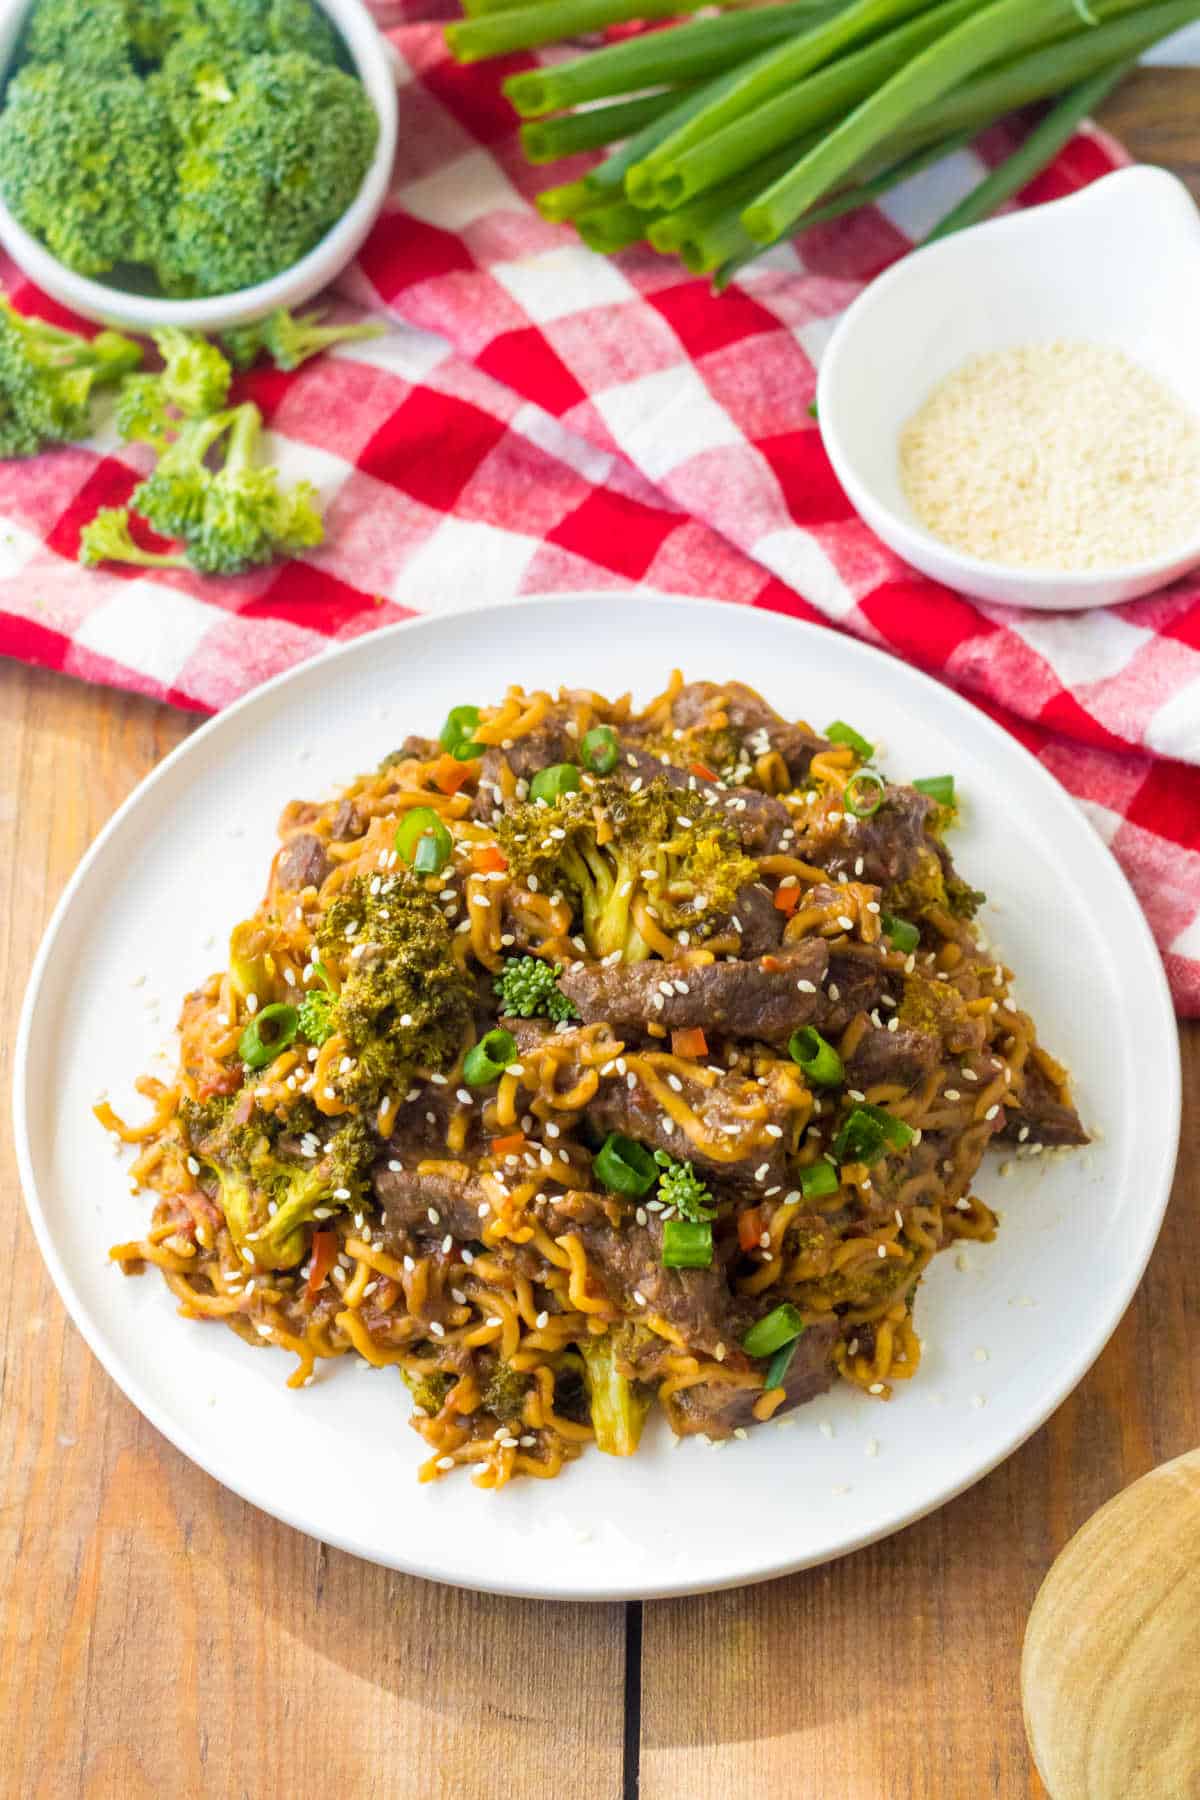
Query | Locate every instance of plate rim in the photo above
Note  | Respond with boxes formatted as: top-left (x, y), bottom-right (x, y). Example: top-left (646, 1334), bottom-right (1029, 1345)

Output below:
top-left (12, 594), bottom-right (1182, 1601)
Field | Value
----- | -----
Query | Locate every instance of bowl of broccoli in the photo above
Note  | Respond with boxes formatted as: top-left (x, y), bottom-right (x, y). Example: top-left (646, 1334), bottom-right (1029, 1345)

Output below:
top-left (0, 0), bottom-right (399, 333)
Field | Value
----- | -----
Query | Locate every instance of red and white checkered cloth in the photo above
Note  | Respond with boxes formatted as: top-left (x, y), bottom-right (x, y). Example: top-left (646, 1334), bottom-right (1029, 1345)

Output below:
top-left (2, 17), bottom-right (1200, 1012)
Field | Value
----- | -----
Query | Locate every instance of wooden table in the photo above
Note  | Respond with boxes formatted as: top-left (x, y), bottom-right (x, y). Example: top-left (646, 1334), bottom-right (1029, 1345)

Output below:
top-left (3, 70), bottom-right (1199, 1800)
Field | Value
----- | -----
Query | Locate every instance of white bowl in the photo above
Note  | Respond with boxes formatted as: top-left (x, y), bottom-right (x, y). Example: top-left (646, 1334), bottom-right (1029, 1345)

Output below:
top-left (0, 0), bottom-right (398, 334)
top-left (817, 166), bottom-right (1200, 611)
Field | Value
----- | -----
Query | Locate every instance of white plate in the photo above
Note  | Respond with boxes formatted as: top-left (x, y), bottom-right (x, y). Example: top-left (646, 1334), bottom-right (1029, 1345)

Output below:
top-left (13, 597), bottom-right (1180, 1601)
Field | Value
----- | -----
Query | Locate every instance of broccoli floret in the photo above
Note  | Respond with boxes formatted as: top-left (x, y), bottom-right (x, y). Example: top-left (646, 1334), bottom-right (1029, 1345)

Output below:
top-left (493, 955), bottom-right (577, 1024)
top-left (578, 1335), bottom-right (651, 1457)
top-left (163, 51), bottom-right (377, 297)
top-left (402, 1369), bottom-right (452, 1416)
top-left (132, 406), bottom-right (235, 539)
top-left (297, 987), bottom-right (336, 1046)
top-left (315, 874), bottom-right (475, 1110)
top-left (0, 62), bottom-right (178, 279)
top-left (17, 0), bottom-right (136, 75)
top-left (198, 0), bottom-right (342, 63)
top-left (482, 1360), bottom-right (531, 1425)
top-left (652, 1149), bottom-right (715, 1223)
top-left (183, 1097), bottom-right (374, 1269)
top-left (496, 777), bottom-right (756, 964)
top-left (110, 400), bottom-right (323, 575)
top-left (221, 305), bottom-right (385, 372)
top-left (183, 403), bottom-right (323, 574)
top-left (0, 297), bottom-right (141, 459)
top-left (155, 326), bottom-right (232, 416)
top-left (78, 506), bottom-right (188, 569)
top-left (946, 874), bottom-right (985, 919)
top-left (115, 329), bottom-right (231, 451)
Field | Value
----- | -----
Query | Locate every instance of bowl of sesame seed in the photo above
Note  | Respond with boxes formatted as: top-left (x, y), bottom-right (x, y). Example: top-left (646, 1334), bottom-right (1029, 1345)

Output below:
top-left (817, 165), bottom-right (1200, 611)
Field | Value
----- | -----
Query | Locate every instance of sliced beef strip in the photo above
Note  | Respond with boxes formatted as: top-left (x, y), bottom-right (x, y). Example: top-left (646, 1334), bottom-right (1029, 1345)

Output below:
top-left (503, 1020), bottom-right (795, 1191)
top-left (726, 882), bottom-right (784, 956)
top-left (578, 1214), bottom-right (739, 1355)
top-left (376, 1165), bottom-right (488, 1245)
top-left (797, 785), bottom-right (934, 887)
top-left (823, 948), bottom-right (892, 1031)
top-left (330, 798), bottom-right (364, 841)
top-left (589, 1060), bottom-right (793, 1192)
top-left (382, 734), bottom-right (439, 766)
top-left (559, 941), bottom-right (829, 1044)
top-left (669, 1316), bottom-right (839, 1437)
top-left (845, 1023), bottom-right (940, 1091)
top-left (471, 722), bottom-right (577, 820)
top-left (668, 679), bottom-right (829, 783)
top-left (999, 1057), bottom-right (1089, 1147)
top-left (375, 1160), bottom-right (605, 1253)
top-left (274, 832), bottom-right (329, 893)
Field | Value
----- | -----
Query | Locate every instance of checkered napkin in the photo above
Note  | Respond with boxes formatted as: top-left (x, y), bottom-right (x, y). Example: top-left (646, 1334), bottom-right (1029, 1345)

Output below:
top-left (1, 15), bottom-right (1199, 1014)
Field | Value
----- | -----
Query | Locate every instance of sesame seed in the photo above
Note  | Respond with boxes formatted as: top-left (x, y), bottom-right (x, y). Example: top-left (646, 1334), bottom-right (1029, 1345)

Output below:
top-left (427, 1208), bottom-right (440, 1225)
top-left (535, 1310), bottom-right (549, 1329)
top-left (429, 1321), bottom-right (445, 1339)
top-left (436, 1455), bottom-right (455, 1471)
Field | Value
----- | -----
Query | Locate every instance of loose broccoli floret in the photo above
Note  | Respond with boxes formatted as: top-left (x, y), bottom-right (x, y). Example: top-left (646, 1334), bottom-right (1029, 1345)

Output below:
top-left (182, 1097), bottom-right (374, 1269)
top-left (132, 406), bottom-right (236, 539)
top-left (164, 51), bottom-right (377, 297)
top-left (221, 305), bottom-right (385, 373)
top-left (0, 62), bottom-right (178, 279)
top-left (155, 326), bottom-right (232, 416)
top-left (0, 297), bottom-right (141, 458)
top-left (578, 1335), bottom-right (652, 1457)
top-left (493, 955), bottom-right (577, 1024)
top-left (652, 1149), bottom-right (715, 1223)
top-left (496, 777), bottom-right (756, 964)
top-left (183, 403), bottom-right (323, 574)
top-left (315, 874), bottom-right (475, 1110)
top-left (78, 507), bottom-right (188, 569)
top-left (99, 400), bottom-right (324, 575)
top-left (115, 329), bottom-right (231, 451)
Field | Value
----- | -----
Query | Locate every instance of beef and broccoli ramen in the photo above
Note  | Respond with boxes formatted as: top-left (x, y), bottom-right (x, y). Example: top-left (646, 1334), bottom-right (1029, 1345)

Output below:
top-left (106, 674), bottom-right (1087, 1487)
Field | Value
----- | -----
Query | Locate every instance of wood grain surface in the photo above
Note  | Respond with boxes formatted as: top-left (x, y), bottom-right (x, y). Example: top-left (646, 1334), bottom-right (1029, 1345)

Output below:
top-left (1, 69), bottom-right (1198, 1800)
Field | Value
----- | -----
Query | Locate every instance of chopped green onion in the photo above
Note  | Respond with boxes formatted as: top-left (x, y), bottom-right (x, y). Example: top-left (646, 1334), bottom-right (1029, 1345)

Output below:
top-left (439, 704), bottom-right (484, 761)
top-left (844, 769), bottom-right (886, 819)
top-left (530, 763), bottom-right (581, 804)
top-left (395, 807), bottom-right (453, 875)
top-left (799, 1159), bottom-right (839, 1201)
top-left (764, 1337), bottom-right (799, 1392)
top-left (742, 1302), bottom-right (805, 1359)
top-left (833, 1103), bottom-right (915, 1165)
top-left (463, 1028), bottom-right (518, 1088)
top-left (826, 720), bottom-right (874, 761)
top-left (880, 913), bottom-right (920, 953)
top-left (913, 774), bottom-right (955, 807)
top-left (239, 1002), bottom-right (299, 1070)
top-left (807, 398), bottom-right (819, 419)
top-left (661, 1219), bottom-right (714, 1269)
top-left (788, 1026), bottom-right (844, 1087)
top-left (594, 1132), bottom-right (658, 1198)
top-left (580, 725), bottom-right (620, 775)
